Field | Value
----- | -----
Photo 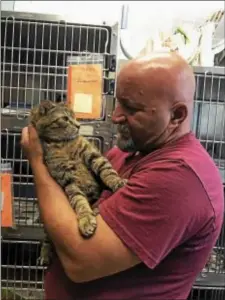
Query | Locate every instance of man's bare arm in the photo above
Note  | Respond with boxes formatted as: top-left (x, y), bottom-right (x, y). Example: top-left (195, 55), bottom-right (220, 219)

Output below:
top-left (31, 160), bottom-right (140, 283)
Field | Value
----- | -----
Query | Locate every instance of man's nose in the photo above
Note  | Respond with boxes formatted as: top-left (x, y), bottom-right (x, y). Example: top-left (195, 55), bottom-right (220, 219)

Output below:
top-left (111, 105), bottom-right (126, 123)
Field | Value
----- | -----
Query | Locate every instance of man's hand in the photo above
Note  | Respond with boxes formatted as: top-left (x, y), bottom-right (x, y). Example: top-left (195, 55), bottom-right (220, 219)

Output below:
top-left (20, 125), bottom-right (43, 164)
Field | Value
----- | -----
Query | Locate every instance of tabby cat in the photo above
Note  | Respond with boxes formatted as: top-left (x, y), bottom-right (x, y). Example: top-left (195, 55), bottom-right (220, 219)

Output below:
top-left (29, 100), bottom-right (127, 265)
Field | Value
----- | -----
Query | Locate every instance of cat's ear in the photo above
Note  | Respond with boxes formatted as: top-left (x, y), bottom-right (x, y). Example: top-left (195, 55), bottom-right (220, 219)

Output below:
top-left (57, 102), bottom-right (68, 109)
top-left (29, 106), bottom-right (38, 120)
top-left (39, 100), bottom-right (56, 115)
top-left (30, 106), bottom-right (36, 117)
top-left (58, 101), bottom-right (66, 106)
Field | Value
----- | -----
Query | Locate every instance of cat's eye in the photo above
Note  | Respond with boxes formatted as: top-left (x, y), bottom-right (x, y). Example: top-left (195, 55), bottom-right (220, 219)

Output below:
top-left (62, 116), bottom-right (69, 121)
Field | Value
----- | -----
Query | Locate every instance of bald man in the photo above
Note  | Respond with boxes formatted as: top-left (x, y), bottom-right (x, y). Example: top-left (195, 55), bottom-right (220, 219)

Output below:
top-left (21, 52), bottom-right (224, 300)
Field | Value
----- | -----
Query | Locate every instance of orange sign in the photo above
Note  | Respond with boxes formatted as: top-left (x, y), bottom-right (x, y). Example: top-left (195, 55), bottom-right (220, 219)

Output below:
top-left (67, 63), bottom-right (103, 119)
top-left (1, 172), bottom-right (14, 227)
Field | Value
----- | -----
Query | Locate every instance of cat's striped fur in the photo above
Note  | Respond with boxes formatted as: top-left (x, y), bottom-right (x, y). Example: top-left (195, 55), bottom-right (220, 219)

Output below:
top-left (30, 100), bottom-right (127, 265)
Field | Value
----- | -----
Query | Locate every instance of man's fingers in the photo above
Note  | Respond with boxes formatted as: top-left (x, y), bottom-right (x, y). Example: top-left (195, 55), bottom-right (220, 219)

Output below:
top-left (20, 125), bottom-right (43, 162)
top-left (22, 126), bottom-right (29, 136)
top-left (28, 124), bottom-right (39, 141)
top-left (20, 125), bottom-right (38, 147)
top-left (21, 127), bottom-right (29, 146)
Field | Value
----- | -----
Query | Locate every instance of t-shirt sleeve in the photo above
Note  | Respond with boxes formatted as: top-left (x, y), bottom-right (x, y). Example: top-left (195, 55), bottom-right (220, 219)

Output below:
top-left (99, 160), bottom-right (197, 269)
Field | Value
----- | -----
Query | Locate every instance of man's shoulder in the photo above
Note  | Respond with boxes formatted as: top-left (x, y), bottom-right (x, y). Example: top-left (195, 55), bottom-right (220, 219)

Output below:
top-left (104, 146), bottom-right (120, 159)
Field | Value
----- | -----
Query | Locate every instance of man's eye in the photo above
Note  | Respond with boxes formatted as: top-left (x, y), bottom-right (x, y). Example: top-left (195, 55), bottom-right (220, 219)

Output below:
top-left (124, 105), bottom-right (136, 114)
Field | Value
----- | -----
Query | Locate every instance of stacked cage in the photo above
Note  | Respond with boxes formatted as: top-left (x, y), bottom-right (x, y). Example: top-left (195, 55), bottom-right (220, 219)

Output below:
top-left (1, 10), bottom-right (225, 300)
top-left (1, 10), bottom-right (118, 299)
top-left (189, 67), bottom-right (225, 299)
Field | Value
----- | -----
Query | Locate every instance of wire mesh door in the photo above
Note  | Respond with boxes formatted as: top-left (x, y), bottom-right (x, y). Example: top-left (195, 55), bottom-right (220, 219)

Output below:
top-left (1, 240), bottom-right (45, 300)
top-left (192, 69), bottom-right (225, 183)
top-left (1, 12), bottom-right (116, 115)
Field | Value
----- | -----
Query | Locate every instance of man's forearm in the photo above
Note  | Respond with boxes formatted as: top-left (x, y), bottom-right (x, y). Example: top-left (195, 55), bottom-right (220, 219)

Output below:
top-left (30, 160), bottom-right (81, 269)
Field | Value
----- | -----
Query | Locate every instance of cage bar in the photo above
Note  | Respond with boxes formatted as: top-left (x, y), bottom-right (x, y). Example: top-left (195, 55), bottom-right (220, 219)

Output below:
top-left (189, 286), bottom-right (225, 300)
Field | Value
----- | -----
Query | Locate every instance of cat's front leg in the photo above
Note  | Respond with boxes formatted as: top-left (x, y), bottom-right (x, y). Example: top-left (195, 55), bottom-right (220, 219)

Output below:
top-left (81, 141), bottom-right (127, 192)
top-left (65, 183), bottom-right (97, 238)
top-left (106, 176), bottom-right (128, 193)
top-left (87, 157), bottom-right (127, 193)
top-left (44, 155), bottom-right (75, 188)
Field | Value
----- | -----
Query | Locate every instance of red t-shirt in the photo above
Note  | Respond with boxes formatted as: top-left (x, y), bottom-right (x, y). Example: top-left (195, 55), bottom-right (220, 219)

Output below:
top-left (44, 132), bottom-right (224, 300)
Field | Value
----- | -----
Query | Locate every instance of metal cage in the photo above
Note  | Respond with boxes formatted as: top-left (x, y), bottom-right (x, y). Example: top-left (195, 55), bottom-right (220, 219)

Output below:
top-left (192, 67), bottom-right (225, 291)
top-left (1, 10), bottom-right (118, 147)
top-left (1, 11), bottom-right (117, 117)
top-left (1, 239), bottom-right (45, 300)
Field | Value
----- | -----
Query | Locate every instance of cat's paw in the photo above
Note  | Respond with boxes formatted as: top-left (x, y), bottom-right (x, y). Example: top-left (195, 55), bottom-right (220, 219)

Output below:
top-left (78, 213), bottom-right (97, 238)
top-left (37, 244), bottom-right (51, 266)
top-left (112, 178), bottom-right (128, 192)
top-left (37, 254), bottom-right (50, 266)
top-left (93, 207), bottom-right (100, 216)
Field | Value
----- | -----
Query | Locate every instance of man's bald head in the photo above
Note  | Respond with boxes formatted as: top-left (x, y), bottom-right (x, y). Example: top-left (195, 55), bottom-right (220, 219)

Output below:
top-left (113, 52), bottom-right (196, 153)
top-left (117, 52), bottom-right (196, 112)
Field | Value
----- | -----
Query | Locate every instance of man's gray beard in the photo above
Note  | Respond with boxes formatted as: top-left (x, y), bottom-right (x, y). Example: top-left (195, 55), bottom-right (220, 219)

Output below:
top-left (116, 136), bottom-right (136, 152)
top-left (116, 125), bottom-right (137, 152)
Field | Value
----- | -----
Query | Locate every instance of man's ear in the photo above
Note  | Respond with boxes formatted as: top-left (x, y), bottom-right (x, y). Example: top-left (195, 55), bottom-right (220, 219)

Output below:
top-left (171, 103), bottom-right (188, 125)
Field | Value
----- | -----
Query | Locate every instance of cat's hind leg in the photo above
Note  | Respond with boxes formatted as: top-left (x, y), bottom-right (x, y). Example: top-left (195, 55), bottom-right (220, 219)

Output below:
top-left (45, 154), bottom-right (97, 237)
top-left (37, 235), bottom-right (53, 266)
top-left (65, 184), bottom-right (97, 238)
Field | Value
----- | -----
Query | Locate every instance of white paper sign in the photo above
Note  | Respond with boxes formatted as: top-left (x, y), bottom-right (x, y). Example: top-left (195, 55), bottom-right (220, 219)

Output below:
top-left (73, 93), bottom-right (93, 114)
